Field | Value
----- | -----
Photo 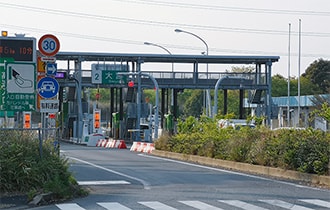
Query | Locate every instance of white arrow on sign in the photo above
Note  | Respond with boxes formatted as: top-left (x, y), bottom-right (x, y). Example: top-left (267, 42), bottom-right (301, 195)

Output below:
top-left (46, 63), bottom-right (57, 76)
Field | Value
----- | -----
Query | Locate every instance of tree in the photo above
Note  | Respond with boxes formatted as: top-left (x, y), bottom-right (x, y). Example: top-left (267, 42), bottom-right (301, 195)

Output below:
top-left (303, 59), bottom-right (330, 93)
top-left (271, 74), bottom-right (322, 97)
top-left (272, 74), bottom-right (288, 97)
top-left (182, 90), bottom-right (203, 118)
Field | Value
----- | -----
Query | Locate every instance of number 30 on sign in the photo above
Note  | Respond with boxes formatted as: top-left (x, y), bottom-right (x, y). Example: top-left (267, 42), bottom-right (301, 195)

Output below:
top-left (38, 34), bottom-right (60, 57)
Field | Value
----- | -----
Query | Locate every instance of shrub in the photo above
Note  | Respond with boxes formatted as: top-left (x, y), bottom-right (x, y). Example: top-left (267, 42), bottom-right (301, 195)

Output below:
top-left (156, 117), bottom-right (330, 175)
top-left (0, 130), bottom-right (87, 200)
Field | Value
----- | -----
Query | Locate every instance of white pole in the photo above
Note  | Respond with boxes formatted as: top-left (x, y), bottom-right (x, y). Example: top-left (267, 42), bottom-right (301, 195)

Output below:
top-left (297, 19), bottom-right (301, 127)
top-left (287, 23), bottom-right (291, 127)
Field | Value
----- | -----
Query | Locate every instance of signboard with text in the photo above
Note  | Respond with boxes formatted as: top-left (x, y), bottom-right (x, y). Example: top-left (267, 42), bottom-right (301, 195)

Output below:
top-left (0, 37), bottom-right (36, 62)
top-left (0, 36), bottom-right (37, 111)
top-left (91, 63), bottom-right (128, 84)
top-left (0, 61), bottom-right (36, 111)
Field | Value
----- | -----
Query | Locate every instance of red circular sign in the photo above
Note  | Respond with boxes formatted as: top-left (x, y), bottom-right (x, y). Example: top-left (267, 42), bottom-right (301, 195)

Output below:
top-left (38, 34), bottom-right (60, 57)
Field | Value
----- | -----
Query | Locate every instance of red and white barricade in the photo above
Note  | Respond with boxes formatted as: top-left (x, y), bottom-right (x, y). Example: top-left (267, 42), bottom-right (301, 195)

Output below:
top-left (130, 142), bottom-right (155, 153)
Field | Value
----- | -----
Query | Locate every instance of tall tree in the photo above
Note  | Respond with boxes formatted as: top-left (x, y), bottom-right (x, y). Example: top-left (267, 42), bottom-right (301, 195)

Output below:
top-left (303, 59), bottom-right (330, 93)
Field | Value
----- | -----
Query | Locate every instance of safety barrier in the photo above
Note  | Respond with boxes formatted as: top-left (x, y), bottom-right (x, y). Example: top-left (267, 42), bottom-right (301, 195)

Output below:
top-left (96, 139), bottom-right (127, 149)
top-left (130, 142), bottom-right (155, 153)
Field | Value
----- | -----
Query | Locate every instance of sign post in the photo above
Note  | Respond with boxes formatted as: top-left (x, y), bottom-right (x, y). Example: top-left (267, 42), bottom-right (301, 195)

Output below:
top-left (37, 34), bottom-right (60, 141)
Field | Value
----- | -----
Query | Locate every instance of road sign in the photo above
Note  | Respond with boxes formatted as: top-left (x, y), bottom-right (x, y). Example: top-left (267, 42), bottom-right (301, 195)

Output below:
top-left (0, 36), bottom-right (37, 111)
top-left (102, 70), bottom-right (127, 84)
top-left (38, 34), bottom-right (60, 57)
top-left (40, 99), bottom-right (59, 113)
top-left (46, 63), bottom-right (57, 76)
top-left (0, 36), bottom-right (36, 62)
top-left (41, 56), bottom-right (56, 62)
top-left (37, 76), bottom-right (59, 98)
top-left (0, 61), bottom-right (36, 111)
top-left (91, 63), bottom-right (128, 84)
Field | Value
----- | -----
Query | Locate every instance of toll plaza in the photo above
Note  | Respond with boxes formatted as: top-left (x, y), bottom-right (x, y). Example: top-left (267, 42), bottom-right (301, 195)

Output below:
top-left (54, 52), bottom-right (279, 143)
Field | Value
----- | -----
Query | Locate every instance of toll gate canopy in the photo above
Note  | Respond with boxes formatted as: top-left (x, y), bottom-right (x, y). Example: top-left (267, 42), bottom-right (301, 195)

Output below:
top-left (55, 51), bottom-right (279, 127)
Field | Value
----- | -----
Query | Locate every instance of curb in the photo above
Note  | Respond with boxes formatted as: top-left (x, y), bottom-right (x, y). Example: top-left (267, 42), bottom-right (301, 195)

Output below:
top-left (152, 150), bottom-right (330, 188)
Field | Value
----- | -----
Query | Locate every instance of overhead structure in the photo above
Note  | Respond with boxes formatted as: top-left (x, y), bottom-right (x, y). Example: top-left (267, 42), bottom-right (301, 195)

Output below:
top-left (55, 52), bottom-right (279, 140)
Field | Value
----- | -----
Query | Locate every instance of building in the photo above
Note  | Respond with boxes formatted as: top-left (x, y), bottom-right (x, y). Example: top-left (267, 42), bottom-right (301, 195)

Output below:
top-left (245, 94), bottom-right (329, 131)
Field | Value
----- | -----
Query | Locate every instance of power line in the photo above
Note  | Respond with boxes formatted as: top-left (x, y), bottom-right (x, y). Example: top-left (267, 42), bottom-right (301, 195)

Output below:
top-left (112, 0), bottom-right (330, 16)
top-left (0, 2), bottom-right (330, 38)
top-left (2, 24), bottom-right (329, 58)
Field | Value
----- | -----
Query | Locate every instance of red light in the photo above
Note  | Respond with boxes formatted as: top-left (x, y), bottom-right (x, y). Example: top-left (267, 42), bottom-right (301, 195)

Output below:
top-left (48, 113), bottom-right (56, 119)
top-left (96, 93), bottom-right (100, 100)
top-left (128, 81), bottom-right (134, 88)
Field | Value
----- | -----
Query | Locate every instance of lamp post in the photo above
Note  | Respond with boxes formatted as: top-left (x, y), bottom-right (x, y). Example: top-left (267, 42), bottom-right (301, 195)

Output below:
top-left (144, 41), bottom-right (174, 74)
top-left (144, 41), bottom-right (174, 111)
top-left (175, 29), bottom-right (211, 117)
top-left (144, 42), bottom-right (172, 55)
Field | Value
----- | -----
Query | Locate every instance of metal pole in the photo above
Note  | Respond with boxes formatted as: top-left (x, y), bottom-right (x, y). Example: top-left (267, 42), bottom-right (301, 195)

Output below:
top-left (297, 19), bottom-right (302, 127)
top-left (144, 42), bottom-right (174, 107)
top-left (213, 76), bottom-right (228, 118)
top-left (118, 72), bottom-right (160, 140)
top-left (75, 59), bottom-right (83, 142)
top-left (175, 29), bottom-right (211, 117)
top-left (136, 60), bottom-right (142, 141)
top-left (287, 23), bottom-right (291, 127)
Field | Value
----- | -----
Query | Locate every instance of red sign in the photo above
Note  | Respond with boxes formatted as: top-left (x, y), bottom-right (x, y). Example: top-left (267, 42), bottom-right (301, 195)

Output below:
top-left (48, 113), bottom-right (56, 119)
top-left (38, 34), bottom-right (60, 57)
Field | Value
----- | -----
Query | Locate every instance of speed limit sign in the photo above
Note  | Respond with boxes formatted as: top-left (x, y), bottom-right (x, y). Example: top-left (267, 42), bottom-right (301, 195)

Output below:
top-left (38, 34), bottom-right (60, 57)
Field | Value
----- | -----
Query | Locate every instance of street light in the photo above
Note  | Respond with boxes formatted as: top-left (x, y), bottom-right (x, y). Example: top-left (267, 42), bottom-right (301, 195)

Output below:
top-left (144, 42), bottom-right (172, 55)
top-left (175, 29), bottom-right (211, 116)
top-left (174, 29), bottom-right (209, 55)
top-left (144, 42), bottom-right (173, 73)
top-left (144, 41), bottom-right (174, 124)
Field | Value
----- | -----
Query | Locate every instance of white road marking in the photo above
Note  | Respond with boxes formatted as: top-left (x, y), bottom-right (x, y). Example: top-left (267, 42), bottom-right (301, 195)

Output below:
top-left (139, 201), bottom-right (178, 210)
top-left (98, 202), bottom-right (132, 210)
top-left (260, 200), bottom-right (315, 210)
top-left (299, 199), bottom-right (330, 208)
top-left (179, 200), bottom-right (224, 210)
top-left (68, 156), bottom-right (151, 189)
top-left (56, 203), bottom-right (85, 210)
top-left (77, 180), bottom-right (130, 185)
top-left (218, 200), bottom-right (268, 210)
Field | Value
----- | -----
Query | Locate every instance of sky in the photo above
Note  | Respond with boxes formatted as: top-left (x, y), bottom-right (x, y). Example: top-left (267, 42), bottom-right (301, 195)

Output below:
top-left (0, 0), bottom-right (329, 77)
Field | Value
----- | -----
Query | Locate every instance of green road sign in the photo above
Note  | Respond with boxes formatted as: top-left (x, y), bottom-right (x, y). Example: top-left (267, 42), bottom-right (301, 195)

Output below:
top-left (0, 60), bottom-right (36, 111)
top-left (101, 70), bottom-right (127, 84)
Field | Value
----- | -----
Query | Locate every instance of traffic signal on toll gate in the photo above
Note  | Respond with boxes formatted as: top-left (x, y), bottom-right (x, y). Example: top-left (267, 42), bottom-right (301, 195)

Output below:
top-left (128, 81), bottom-right (134, 88)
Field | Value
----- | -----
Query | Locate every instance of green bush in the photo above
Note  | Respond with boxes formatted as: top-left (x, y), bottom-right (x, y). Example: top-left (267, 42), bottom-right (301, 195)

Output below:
top-left (156, 118), bottom-right (330, 175)
top-left (0, 130), bottom-right (87, 200)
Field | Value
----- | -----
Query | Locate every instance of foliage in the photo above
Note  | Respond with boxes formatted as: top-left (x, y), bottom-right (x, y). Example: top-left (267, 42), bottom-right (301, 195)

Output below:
top-left (182, 90), bottom-right (203, 118)
top-left (271, 74), bottom-right (322, 97)
top-left (311, 102), bottom-right (330, 122)
top-left (0, 130), bottom-right (87, 200)
top-left (303, 58), bottom-right (330, 93)
top-left (156, 118), bottom-right (330, 175)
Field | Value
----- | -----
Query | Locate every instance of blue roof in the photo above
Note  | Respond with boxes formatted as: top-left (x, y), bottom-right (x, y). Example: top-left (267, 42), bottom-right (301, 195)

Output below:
top-left (244, 94), bottom-right (329, 108)
top-left (272, 94), bottom-right (329, 107)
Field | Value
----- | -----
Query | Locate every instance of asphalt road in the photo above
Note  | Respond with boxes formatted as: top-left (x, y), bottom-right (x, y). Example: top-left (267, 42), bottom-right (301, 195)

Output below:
top-left (29, 142), bottom-right (330, 210)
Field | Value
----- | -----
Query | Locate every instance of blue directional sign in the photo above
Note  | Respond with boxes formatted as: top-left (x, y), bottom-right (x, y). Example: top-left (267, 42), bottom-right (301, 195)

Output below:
top-left (37, 77), bottom-right (59, 98)
top-left (46, 63), bottom-right (57, 76)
